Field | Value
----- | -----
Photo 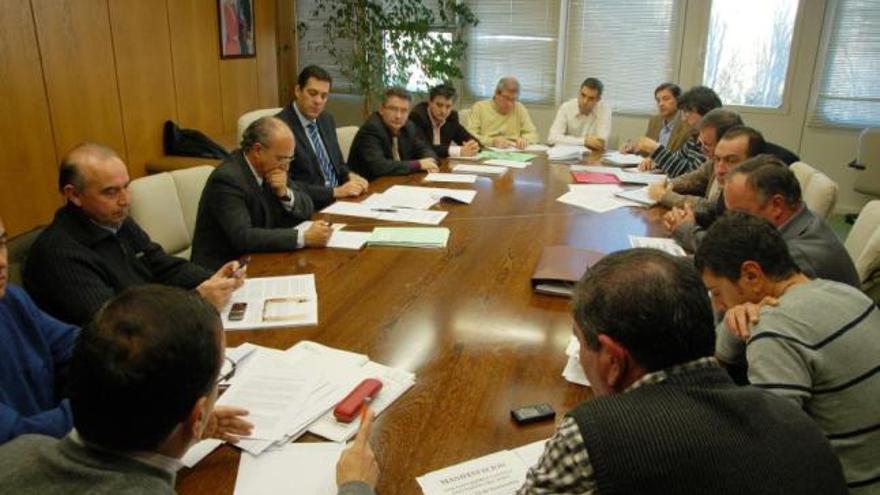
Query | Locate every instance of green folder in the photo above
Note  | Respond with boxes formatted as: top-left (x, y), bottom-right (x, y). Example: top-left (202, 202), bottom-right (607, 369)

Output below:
top-left (367, 227), bottom-right (450, 248)
top-left (477, 151), bottom-right (535, 162)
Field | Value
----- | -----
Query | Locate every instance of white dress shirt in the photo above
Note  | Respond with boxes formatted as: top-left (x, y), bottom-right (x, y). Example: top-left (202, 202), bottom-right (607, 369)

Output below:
top-left (547, 99), bottom-right (612, 145)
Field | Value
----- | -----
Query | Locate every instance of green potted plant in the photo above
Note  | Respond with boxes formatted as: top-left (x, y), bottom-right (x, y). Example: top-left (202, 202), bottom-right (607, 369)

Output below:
top-left (298, 0), bottom-right (478, 116)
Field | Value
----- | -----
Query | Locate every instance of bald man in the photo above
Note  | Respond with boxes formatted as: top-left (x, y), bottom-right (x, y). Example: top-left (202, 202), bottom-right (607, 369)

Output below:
top-left (191, 116), bottom-right (330, 271)
top-left (25, 143), bottom-right (243, 326)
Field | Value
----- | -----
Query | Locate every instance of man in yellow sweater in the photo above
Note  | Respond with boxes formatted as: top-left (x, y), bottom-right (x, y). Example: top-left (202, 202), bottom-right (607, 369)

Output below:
top-left (465, 77), bottom-right (539, 149)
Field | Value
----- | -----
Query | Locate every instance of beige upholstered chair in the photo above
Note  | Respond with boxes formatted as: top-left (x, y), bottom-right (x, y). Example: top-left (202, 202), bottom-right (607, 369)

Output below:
top-left (128, 165), bottom-right (213, 260)
top-left (336, 126), bottom-right (359, 162)
top-left (845, 200), bottom-right (880, 302)
top-left (851, 128), bottom-right (880, 197)
top-left (790, 162), bottom-right (838, 219)
top-left (7, 226), bottom-right (45, 286)
top-left (237, 107), bottom-right (283, 140)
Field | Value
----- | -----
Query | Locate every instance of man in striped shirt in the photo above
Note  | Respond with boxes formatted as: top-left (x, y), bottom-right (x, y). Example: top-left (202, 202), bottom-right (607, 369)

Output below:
top-left (696, 212), bottom-right (880, 493)
top-left (635, 86), bottom-right (723, 177)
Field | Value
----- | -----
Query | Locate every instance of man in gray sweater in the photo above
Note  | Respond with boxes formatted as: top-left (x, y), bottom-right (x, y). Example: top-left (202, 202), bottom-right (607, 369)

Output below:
top-left (0, 285), bottom-right (378, 494)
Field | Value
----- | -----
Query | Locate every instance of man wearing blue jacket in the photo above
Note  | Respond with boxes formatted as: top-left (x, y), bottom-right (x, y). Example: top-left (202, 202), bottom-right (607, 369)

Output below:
top-left (0, 216), bottom-right (79, 444)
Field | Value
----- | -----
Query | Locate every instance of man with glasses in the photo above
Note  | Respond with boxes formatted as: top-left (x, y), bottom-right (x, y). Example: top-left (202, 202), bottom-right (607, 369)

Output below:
top-left (25, 143), bottom-right (245, 325)
top-left (466, 76), bottom-right (539, 149)
top-left (348, 87), bottom-right (439, 181)
top-left (191, 116), bottom-right (330, 271)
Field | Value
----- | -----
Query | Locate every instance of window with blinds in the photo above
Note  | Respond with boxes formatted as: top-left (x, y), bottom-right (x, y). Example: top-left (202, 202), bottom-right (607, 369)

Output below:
top-left (563, 0), bottom-right (684, 114)
top-left (812, 0), bottom-right (880, 127)
top-left (296, 1), bottom-right (356, 93)
top-left (463, 0), bottom-right (560, 105)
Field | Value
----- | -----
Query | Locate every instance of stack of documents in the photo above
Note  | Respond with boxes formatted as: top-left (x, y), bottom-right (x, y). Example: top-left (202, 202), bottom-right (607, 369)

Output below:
top-left (601, 151), bottom-right (643, 167)
top-left (209, 341), bottom-right (415, 457)
top-left (296, 221), bottom-right (370, 250)
top-left (451, 164), bottom-right (508, 176)
top-left (483, 158), bottom-right (530, 169)
top-left (367, 227), bottom-right (450, 248)
top-left (322, 201), bottom-right (448, 225)
top-left (383, 185), bottom-right (477, 205)
top-left (557, 184), bottom-right (642, 213)
top-left (629, 235), bottom-right (687, 256)
top-left (416, 439), bottom-right (548, 495)
top-left (424, 173), bottom-right (478, 184)
top-left (548, 144), bottom-right (587, 161)
top-left (614, 186), bottom-right (657, 206)
top-left (563, 336), bottom-right (590, 386)
top-left (222, 275), bottom-right (318, 331)
top-left (613, 170), bottom-right (666, 185)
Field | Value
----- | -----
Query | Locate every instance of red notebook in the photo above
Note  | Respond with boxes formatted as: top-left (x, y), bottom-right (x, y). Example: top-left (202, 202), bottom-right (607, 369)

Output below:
top-left (571, 171), bottom-right (621, 184)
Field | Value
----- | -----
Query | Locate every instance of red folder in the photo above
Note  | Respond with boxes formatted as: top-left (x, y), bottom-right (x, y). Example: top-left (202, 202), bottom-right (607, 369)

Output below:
top-left (571, 171), bottom-right (621, 184)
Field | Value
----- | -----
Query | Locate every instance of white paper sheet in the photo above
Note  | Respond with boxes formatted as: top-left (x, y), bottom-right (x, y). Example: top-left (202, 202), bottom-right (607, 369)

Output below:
top-left (567, 184), bottom-right (624, 194)
top-left (181, 439), bottom-right (223, 468)
top-left (629, 235), bottom-right (687, 256)
top-left (234, 442), bottom-right (344, 495)
top-left (416, 450), bottom-right (530, 495)
top-left (451, 164), bottom-right (508, 176)
top-left (362, 192), bottom-right (438, 210)
top-left (614, 187), bottom-right (657, 206)
top-left (511, 439), bottom-right (549, 469)
top-left (483, 159), bottom-right (529, 169)
top-left (385, 185), bottom-right (477, 205)
top-left (602, 151), bottom-right (643, 166)
top-left (557, 191), bottom-right (633, 213)
top-left (424, 173), bottom-right (479, 184)
top-left (295, 221), bottom-right (369, 250)
top-left (548, 145), bottom-right (588, 161)
top-left (562, 336), bottom-right (590, 386)
top-left (571, 164), bottom-right (633, 174)
top-left (322, 201), bottom-right (448, 225)
top-left (222, 275), bottom-right (318, 330)
top-left (613, 170), bottom-right (667, 185)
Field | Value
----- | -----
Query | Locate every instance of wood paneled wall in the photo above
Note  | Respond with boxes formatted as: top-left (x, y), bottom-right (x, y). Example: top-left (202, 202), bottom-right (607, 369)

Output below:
top-left (0, 0), bottom-right (280, 236)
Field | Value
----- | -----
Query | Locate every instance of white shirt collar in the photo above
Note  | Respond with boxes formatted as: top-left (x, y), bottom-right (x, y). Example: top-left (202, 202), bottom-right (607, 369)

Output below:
top-left (293, 102), bottom-right (316, 129)
top-left (243, 153), bottom-right (263, 186)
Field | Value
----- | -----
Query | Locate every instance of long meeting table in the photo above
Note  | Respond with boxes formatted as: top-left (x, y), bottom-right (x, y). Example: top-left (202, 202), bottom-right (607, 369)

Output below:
top-left (176, 154), bottom-right (668, 494)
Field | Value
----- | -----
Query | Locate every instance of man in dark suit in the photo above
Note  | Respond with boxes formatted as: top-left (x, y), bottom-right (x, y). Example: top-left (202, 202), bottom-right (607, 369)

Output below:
top-left (191, 116), bottom-right (331, 271)
top-left (408, 83), bottom-right (479, 159)
top-left (348, 87), bottom-right (439, 181)
top-left (276, 65), bottom-right (368, 209)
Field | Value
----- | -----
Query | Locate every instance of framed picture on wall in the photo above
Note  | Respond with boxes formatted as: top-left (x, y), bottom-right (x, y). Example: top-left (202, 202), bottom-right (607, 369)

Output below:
top-left (218, 0), bottom-right (255, 59)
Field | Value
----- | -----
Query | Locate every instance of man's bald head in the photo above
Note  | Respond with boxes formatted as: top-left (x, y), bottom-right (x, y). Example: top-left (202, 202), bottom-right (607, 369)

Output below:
top-left (59, 143), bottom-right (121, 193)
top-left (58, 143), bottom-right (131, 226)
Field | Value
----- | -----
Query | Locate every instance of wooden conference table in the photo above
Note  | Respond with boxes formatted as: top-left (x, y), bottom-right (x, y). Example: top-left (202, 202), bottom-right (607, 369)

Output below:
top-left (176, 154), bottom-right (667, 494)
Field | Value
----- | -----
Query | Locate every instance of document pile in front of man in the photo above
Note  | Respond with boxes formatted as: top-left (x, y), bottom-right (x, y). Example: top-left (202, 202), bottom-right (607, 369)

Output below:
top-left (221, 275), bottom-right (318, 330)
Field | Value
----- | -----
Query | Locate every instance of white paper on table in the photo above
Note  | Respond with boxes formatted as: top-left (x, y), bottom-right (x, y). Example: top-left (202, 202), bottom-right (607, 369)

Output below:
top-left (322, 201), bottom-right (448, 225)
top-left (548, 145), bottom-right (588, 161)
top-left (416, 450), bottom-right (530, 495)
top-left (613, 170), bottom-right (667, 185)
top-left (557, 191), bottom-right (632, 213)
top-left (181, 439), bottom-right (223, 468)
top-left (295, 221), bottom-right (368, 250)
top-left (567, 184), bottom-right (624, 195)
top-left (451, 164), bottom-right (508, 176)
top-left (525, 143), bottom-right (550, 152)
top-left (512, 439), bottom-right (549, 469)
top-left (571, 164), bottom-right (632, 174)
top-left (222, 275), bottom-right (318, 330)
top-left (629, 235), bottom-right (687, 256)
top-left (215, 351), bottom-right (319, 441)
top-left (385, 185), bottom-right (477, 205)
top-left (614, 187), bottom-right (657, 206)
top-left (483, 158), bottom-right (529, 169)
top-left (424, 173), bottom-right (478, 184)
top-left (562, 337), bottom-right (590, 386)
top-left (308, 361), bottom-right (415, 442)
top-left (234, 442), bottom-right (344, 495)
top-left (361, 192), bottom-right (438, 210)
top-left (602, 151), bottom-right (643, 166)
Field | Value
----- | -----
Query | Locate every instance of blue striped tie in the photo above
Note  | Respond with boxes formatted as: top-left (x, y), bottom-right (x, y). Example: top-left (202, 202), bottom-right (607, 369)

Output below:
top-left (307, 122), bottom-right (338, 187)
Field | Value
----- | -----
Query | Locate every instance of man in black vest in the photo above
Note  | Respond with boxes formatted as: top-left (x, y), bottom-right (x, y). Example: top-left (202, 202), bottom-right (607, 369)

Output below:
top-left (408, 83), bottom-right (479, 159)
top-left (276, 65), bottom-right (368, 209)
top-left (518, 248), bottom-right (846, 494)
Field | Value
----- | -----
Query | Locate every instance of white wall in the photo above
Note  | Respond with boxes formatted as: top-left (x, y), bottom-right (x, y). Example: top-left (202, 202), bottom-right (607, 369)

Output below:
top-left (321, 0), bottom-right (872, 213)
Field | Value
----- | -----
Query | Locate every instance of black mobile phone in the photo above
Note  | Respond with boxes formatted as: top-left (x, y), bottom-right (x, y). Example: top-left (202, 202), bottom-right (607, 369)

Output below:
top-left (511, 403), bottom-right (556, 425)
top-left (228, 302), bottom-right (247, 321)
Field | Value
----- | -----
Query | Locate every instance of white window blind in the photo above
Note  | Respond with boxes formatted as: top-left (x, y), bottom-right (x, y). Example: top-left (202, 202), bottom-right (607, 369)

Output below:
top-left (812, 0), bottom-right (880, 127)
top-left (563, 0), bottom-right (683, 114)
top-left (463, 0), bottom-right (560, 105)
top-left (296, 1), bottom-right (356, 94)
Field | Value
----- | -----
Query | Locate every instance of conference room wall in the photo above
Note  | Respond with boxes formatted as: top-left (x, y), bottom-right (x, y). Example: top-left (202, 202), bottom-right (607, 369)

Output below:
top-left (0, 0), bottom-right (279, 237)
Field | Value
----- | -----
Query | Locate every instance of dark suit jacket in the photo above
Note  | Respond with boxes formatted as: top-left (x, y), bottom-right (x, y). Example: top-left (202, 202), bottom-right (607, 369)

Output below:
top-left (764, 141), bottom-right (800, 165)
top-left (347, 112), bottom-right (437, 181)
top-left (191, 149), bottom-right (314, 271)
top-left (408, 102), bottom-right (477, 158)
top-left (275, 103), bottom-right (351, 209)
top-left (24, 204), bottom-right (210, 325)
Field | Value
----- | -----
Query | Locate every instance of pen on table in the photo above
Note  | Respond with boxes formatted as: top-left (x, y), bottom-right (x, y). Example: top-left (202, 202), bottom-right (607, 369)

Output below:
top-left (371, 208), bottom-right (398, 213)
